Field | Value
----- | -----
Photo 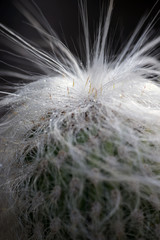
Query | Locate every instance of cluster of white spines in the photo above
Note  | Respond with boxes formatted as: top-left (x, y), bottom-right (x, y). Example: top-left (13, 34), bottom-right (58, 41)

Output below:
top-left (0, 0), bottom-right (160, 239)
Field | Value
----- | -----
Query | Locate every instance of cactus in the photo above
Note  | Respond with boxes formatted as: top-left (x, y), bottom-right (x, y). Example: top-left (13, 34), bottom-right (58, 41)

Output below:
top-left (1, 1), bottom-right (160, 239)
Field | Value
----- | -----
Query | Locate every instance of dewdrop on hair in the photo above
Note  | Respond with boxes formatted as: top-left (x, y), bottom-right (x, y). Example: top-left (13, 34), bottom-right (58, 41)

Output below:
top-left (0, 0), bottom-right (160, 239)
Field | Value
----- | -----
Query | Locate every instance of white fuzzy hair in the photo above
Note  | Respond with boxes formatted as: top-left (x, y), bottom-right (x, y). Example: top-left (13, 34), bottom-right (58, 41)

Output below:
top-left (0, 0), bottom-right (160, 239)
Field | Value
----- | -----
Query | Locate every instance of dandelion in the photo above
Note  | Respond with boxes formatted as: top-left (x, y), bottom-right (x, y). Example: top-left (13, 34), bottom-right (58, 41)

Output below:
top-left (0, 0), bottom-right (160, 239)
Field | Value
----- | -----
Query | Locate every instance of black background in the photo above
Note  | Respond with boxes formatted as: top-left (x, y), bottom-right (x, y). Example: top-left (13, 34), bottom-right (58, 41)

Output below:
top-left (0, 0), bottom-right (160, 90)
top-left (0, 0), bottom-right (160, 52)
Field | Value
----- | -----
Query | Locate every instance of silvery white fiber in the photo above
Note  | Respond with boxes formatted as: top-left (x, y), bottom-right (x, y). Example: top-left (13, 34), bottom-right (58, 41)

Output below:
top-left (0, 0), bottom-right (160, 239)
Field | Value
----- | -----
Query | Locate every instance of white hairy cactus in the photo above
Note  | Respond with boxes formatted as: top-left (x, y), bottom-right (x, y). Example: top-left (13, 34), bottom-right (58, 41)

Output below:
top-left (0, 0), bottom-right (160, 239)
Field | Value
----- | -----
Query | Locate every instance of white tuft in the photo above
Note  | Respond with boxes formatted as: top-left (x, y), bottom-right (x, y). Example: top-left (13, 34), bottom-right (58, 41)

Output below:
top-left (0, 1), bottom-right (160, 239)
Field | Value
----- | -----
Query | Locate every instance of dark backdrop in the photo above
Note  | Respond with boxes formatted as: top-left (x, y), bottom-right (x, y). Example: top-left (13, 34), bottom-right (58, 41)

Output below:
top-left (0, 0), bottom-right (159, 92)
top-left (0, 0), bottom-right (160, 49)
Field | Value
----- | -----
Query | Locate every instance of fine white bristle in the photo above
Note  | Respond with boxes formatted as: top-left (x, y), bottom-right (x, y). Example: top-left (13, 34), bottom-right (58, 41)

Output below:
top-left (0, 1), bottom-right (160, 239)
